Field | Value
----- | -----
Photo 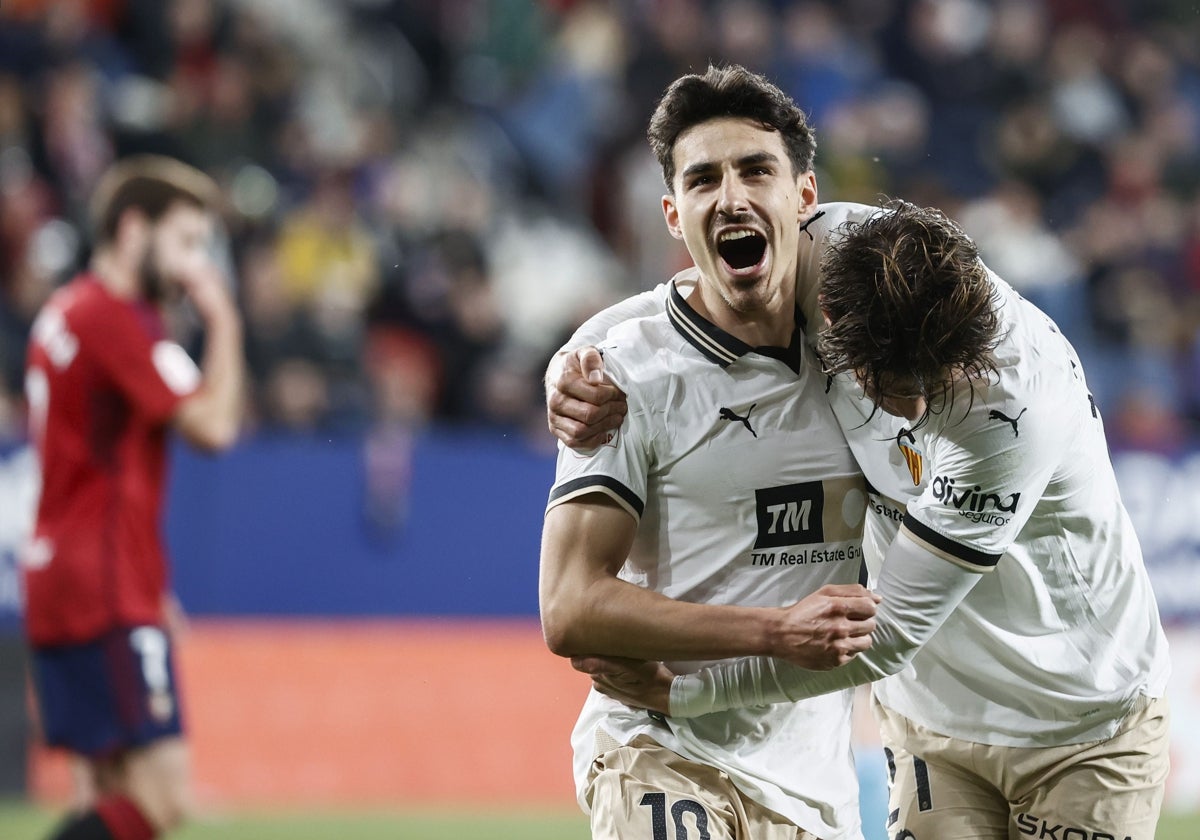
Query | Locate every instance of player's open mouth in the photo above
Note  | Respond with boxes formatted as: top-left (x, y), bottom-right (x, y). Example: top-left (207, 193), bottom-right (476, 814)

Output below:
top-left (716, 229), bottom-right (768, 275)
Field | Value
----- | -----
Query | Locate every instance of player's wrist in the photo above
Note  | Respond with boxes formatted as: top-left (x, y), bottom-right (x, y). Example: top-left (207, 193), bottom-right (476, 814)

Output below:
top-left (759, 606), bottom-right (789, 659)
top-left (200, 302), bottom-right (242, 332)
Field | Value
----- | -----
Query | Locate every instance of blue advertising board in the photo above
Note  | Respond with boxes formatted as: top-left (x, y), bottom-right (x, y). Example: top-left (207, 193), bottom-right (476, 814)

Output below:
top-left (0, 435), bottom-right (1198, 622)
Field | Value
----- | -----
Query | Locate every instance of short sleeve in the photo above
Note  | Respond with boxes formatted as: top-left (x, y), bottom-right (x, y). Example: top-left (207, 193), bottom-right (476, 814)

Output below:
top-left (81, 303), bottom-right (200, 423)
top-left (546, 347), bottom-right (653, 521)
top-left (560, 278), bottom-right (682, 352)
top-left (904, 404), bottom-right (1056, 572)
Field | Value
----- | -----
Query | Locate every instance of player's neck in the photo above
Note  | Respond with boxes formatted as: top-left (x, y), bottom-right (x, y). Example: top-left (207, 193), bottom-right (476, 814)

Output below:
top-left (90, 250), bottom-right (140, 300)
top-left (691, 282), bottom-right (797, 349)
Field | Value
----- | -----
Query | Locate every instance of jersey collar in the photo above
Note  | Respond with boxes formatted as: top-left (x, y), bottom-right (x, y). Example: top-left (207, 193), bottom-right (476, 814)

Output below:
top-left (667, 280), bottom-right (805, 372)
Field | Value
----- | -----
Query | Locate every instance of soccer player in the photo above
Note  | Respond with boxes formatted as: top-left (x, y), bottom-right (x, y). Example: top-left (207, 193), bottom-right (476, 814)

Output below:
top-left (23, 155), bottom-right (243, 840)
top-left (551, 202), bottom-right (1171, 840)
top-left (540, 66), bottom-right (882, 840)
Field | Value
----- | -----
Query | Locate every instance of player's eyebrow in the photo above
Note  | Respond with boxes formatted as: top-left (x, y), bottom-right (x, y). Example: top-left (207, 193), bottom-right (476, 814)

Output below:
top-left (681, 152), bottom-right (781, 182)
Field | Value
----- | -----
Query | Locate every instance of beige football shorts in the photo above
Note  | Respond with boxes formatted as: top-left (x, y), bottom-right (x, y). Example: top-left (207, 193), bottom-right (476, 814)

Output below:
top-left (872, 693), bottom-right (1170, 840)
top-left (583, 731), bottom-right (824, 840)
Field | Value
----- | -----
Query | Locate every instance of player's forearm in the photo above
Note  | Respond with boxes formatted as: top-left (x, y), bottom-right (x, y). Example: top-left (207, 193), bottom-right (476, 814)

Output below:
top-left (180, 309), bottom-right (244, 451)
top-left (541, 499), bottom-right (786, 662)
top-left (670, 625), bottom-right (902, 716)
top-left (543, 573), bottom-right (782, 662)
top-left (542, 571), bottom-right (777, 662)
top-left (670, 528), bottom-right (984, 716)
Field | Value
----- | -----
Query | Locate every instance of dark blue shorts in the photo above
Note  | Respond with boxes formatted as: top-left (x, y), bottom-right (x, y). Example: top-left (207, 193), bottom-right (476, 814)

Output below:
top-left (31, 625), bottom-right (184, 758)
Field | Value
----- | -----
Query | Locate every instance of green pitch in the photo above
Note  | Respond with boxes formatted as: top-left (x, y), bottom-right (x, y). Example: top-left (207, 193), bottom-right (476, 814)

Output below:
top-left (1, 803), bottom-right (592, 840)
top-left (3, 802), bottom-right (1199, 839)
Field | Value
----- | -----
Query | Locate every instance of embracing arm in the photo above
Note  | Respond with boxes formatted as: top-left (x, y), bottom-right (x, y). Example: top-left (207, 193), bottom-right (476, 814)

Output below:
top-left (541, 496), bottom-right (776, 660)
top-left (669, 526), bottom-right (984, 716)
top-left (540, 496), bottom-right (878, 663)
top-left (545, 278), bottom-right (692, 448)
top-left (173, 264), bottom-right (244, 452)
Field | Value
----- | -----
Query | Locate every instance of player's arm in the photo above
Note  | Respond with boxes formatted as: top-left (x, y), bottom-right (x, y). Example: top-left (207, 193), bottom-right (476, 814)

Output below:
top-left (172, 263), bottom-right (244, 452)
top-left (540, 494), bottom-right (876, 664)
top-left (546, 274), bottom-right (698, 448)
top-left (652, 408), bottom-right (1057, 716)
top-left (654, 527), bottom-right (983, 715)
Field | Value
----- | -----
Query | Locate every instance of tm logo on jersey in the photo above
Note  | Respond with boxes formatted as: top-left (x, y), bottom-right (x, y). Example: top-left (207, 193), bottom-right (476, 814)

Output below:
top-left (930, 475), bottom-right (1020, 525)
top-left (753, 482), bottom-right (824, 548)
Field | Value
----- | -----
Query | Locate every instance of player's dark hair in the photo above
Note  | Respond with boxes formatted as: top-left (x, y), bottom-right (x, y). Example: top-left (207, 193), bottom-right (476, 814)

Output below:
top-left (89, 155), bottom-right (220, 246)
top-left (818, 200), bottom-right (1002, 421)
top-left (648, 64), bottom-right (816, 191)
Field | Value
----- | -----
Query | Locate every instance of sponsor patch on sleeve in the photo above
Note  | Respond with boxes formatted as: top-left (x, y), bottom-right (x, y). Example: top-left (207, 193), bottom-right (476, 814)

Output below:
top-left (152, 341), bottom-right (201, 396)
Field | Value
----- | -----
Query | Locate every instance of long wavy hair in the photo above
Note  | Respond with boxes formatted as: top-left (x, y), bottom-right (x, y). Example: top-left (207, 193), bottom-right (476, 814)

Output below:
top-left (818, 200), bottom-right (1002, 423)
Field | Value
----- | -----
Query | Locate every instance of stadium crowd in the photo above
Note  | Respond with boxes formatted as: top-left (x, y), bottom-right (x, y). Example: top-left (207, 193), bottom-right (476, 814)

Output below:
top-left (0, 0), bottom-right (1197, 450)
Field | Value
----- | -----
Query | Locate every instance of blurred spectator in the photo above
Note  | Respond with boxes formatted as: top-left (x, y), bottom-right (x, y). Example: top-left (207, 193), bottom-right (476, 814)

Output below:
top-left (0, 0), bottom-right (1195, 444)
top-left (361, 327), bottom-right (439, 537)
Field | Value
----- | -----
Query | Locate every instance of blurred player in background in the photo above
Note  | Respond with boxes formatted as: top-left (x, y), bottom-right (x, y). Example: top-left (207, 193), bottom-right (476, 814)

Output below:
top-left (540, 65), bottom-right (879, 840)
top-left (23, 156), bottom-right (243, 840)
top-left (551, 201), bottom-right (1171, 840)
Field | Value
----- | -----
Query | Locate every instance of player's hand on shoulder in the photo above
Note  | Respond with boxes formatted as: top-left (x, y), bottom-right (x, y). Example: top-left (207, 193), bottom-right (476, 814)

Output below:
top-left (772, 584), bottom-right (881, 670)
top-left (571, 655), bottom-right (674, 714)
top-left (546, 346), bottom-right (628, 449)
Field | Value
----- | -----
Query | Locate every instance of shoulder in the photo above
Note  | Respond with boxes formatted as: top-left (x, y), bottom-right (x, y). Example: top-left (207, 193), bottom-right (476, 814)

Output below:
top-left (928, 371), bottom-right (1059, 475)
top-left (813, 202), bottom-right (889, 242)
top-left (597, 314), bottom-right (681, 394)
top-left (56, 278), bottom-right (139, 333)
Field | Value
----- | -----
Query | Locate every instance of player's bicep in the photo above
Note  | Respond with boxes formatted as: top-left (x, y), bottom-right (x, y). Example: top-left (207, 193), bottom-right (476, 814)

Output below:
top-left (906, 410), bottom-right (1056, 569)
top-left (539, 496), bottom-right (638, 654)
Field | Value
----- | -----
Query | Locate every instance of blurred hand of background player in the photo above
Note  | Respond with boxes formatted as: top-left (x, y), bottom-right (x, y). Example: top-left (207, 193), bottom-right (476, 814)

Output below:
top-left (545, 347), bottom-right (627, 449)
top-left (571, 655), bottom-right (673, 714)
top-left (176, 261), bottom-right (239, 326)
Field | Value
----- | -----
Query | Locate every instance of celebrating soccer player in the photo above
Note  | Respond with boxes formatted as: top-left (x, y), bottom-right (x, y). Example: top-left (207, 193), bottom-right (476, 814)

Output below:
top-left (540, 65), bottom-right (881, 840)
top-left (549, 76), bottom-right (1170, 840)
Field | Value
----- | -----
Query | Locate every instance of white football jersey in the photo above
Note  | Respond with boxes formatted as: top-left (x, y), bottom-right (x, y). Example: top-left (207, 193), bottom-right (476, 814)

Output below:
top-left (548, 284), bottom-right (868, 839)
top-left (563, 201), bottom-right (1171, 750)
top-left (829, 273), bottom-right (1171, 746)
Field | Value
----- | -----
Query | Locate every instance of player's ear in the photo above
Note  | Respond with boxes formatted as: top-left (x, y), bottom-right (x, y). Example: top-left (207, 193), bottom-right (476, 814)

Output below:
top-left (818, 293), bottom-right (832, 328)
top-left (114, 208), bottom-right (152, 260)
top-left (662, 194), bottom-right (684, 240)
top-left (796, 171), bottom-right (818, 222)
top-left (115, 207), bottom-right (151, 251)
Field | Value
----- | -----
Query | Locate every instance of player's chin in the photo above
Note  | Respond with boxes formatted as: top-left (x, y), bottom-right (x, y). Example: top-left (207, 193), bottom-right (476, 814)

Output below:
top-left (718, 244), bottom-right (771, 287)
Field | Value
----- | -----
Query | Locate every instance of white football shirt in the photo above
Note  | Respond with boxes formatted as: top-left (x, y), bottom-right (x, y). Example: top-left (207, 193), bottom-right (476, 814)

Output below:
top-left (564, 202), bottom-right (1171, 749)
top-left (548, 284), bottom-right (868, 839)
top-left (826, 273), bottom-right (1170, 746)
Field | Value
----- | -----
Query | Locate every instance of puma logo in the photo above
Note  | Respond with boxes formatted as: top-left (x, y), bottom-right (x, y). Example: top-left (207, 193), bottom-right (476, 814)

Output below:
top-left (988, 407), bottom-right (1027, 437)
top-left (798, 209), bottom-right (827, 241)
top-left (719, 404), bottom-right (757, 437)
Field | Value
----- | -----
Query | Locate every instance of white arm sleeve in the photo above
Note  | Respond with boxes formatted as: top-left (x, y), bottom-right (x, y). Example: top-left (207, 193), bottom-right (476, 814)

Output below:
top-left (670, 525), bottom-right (986, 717)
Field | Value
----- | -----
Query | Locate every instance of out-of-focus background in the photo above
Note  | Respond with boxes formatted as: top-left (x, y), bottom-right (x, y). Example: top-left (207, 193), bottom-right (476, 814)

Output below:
top-left (0, 0), bottom-right (1198, 837)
